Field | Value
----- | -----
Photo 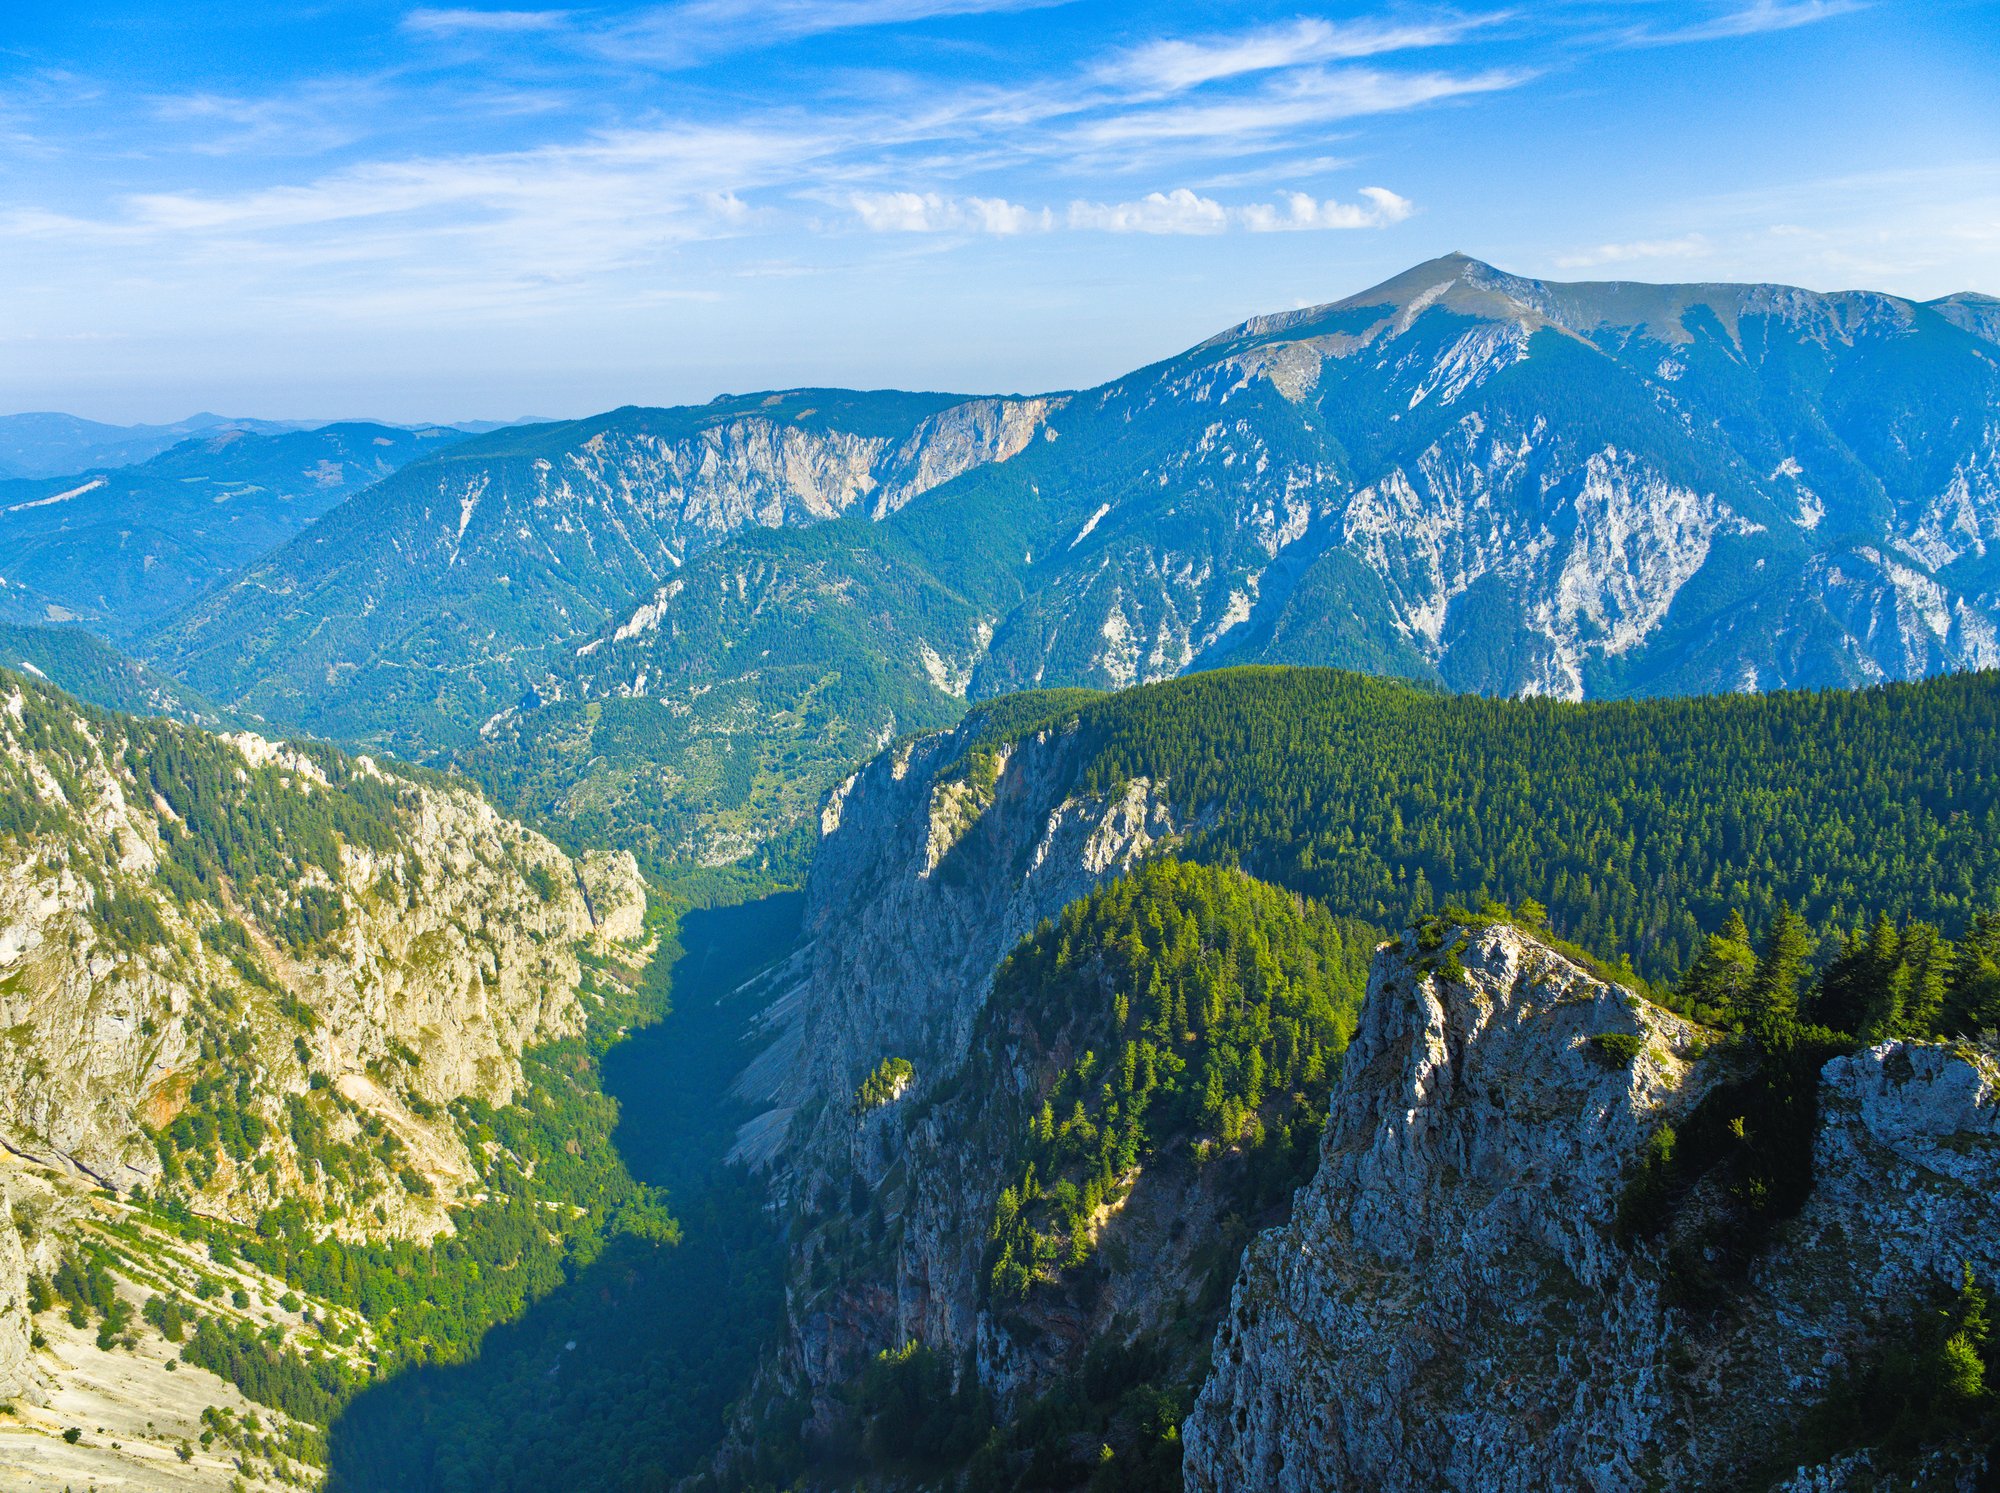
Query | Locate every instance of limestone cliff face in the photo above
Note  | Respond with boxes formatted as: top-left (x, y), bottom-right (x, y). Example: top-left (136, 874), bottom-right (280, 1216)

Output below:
top-left (871, 397), bottom-right (1058, 519)
top-left (968, 255), bottom-right (2000, 706)
top-left (530, 396), bottom-right (1056, 547)
top-left (0, 1171), bottom-right (29, 1400)
top-left (1182, 923), bottom-right (2000, 1492)
top-left (0, 673), bottom-right (647, 1236)
top-left (734, 713), bottom-right (1184, 1409)
top-left (741, 717), bottom-right (1174, 1178)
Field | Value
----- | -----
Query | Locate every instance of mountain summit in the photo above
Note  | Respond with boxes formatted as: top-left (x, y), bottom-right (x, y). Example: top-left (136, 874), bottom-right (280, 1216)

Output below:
top-left (146, 258), bottom-right (2000, 869)
top-left (1238, 251), bottom-right (2000, 353)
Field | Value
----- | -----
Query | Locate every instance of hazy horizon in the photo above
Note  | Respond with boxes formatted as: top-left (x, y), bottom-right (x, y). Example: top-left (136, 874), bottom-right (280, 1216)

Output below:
top-left (6, 1), bottom-right (1997, 424)
top-left (11, 244), bottom-right (2000, 432)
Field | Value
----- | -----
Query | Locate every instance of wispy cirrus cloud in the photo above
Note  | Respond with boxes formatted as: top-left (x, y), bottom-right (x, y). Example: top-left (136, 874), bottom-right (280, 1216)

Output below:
top-left (1559, 165), bottom-right (2000, 288)
top-left (1071, 65), bottom-right (1529, 152)
top-left (16, 0), bottom-right (1967, 422)
top-left (0, 119), bottom-right (821, 323)
top-left (0, 1), bottom-right (1516, 321)
top-left (1107, 14), bottom-right (1505, 94)
top-left (402, 8), bottom-right (575, 34)
top-left (1623, 1), bottom-right (1867, 46)
top-left (412, 0), bottom-right (1076, 67)
top-left (149, 86), bottom-right (393, 157)
top-left (1554, 233), bottom-right (1712, 268)
top-left (668, 0), bottom-right (1072, 36)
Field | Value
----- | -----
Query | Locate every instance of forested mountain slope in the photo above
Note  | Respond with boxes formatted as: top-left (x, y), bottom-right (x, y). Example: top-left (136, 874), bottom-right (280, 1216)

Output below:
top-left (0, 666), bottom-right (652, 1487)
top-left (146, 257), bottom-right (2000, 877)
top-left (0, 422), bottom-right (467, 633)
top-left (716, 664), bottom-right (2000, 1490)
top-left (0, 621), bottom-right (228, 727)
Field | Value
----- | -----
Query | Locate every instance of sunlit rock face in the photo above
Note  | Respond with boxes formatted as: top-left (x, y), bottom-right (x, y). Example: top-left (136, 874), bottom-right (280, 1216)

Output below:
top-left (0, 676), bottom-right (646, 1239)
top-left (1183, 922), bottom-right (2000, 1493)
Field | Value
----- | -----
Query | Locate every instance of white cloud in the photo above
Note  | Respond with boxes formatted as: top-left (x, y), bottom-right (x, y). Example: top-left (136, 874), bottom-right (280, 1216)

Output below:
top-left (1072, 66), bottom-right (1530, 151)
top-left (147, 86), bottom-right (389, 158)
top-left (849, 191), bottom-right (943, 230)
top-left (850, 184), bottom-right (1415, 236)
top-left (677, 0), bottom-right (1068, 34)
top-left (1554, 234), bottom-right (1713, 268)
top-left (1068, 189), bottom-right (1229, 235)
top-left (590, 0), bottom-right (1073, 66)
top-left (848, 191), bottom-right (1050, 233)
top-left (1627, 1), bottom-right (1867, 46)
top-left (1558, 165), bottom-right (2000, 292)
top-left (402, 8), bottom-right (573, 34)
top-left (105, 123), bottom-right (808, 239)
top-left (1240, 187), bottom-right (1414, 231)
top-left (967, 198), bottom-right (1050, 234)
top-left (1109, 15), bottom-right (1499, 94)
top-left (0, 119), bottom-right (834, 328)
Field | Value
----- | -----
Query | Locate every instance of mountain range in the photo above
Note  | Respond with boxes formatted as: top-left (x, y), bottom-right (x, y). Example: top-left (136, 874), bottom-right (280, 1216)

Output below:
top-left (132, 254), bottom-right (2000, 874)
top-left (0, 422), bottom-right (471, 633)
top-left (0, 412), bottom-right (312, 481)
top-left (0, 411), bottom-right (542, 483)
top-left (3, 254), bottom-right (2000, 1492)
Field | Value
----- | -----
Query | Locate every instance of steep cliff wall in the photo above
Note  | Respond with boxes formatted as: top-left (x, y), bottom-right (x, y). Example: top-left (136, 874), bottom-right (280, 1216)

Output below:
top-left (1183, 922), bottom-right (2000, 1491)
top-left (740, 716), bottom-right (1176, 1183)
top-left (0, 668), bottom-right (649, 1483)
top-left (732, 712), bottom-right (1196, 1419)
top-left (0, 676), bottom-right (645, 1233)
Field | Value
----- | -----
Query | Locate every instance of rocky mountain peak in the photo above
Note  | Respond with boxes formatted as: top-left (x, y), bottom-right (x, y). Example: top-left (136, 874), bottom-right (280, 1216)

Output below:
top-left (1224, 252), bottom-right (1982, 365)
top-left (1931, 289), bottom-right (2000, 344)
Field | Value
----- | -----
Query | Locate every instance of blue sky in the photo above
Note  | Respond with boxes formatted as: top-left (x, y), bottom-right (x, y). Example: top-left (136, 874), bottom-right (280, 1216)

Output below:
top-left (3, 0), bottom-right (1996, 422)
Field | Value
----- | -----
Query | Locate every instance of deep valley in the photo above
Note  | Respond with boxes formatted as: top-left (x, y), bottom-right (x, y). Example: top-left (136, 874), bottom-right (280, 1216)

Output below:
top-left (4, 253), bottom-right (2000, 1493)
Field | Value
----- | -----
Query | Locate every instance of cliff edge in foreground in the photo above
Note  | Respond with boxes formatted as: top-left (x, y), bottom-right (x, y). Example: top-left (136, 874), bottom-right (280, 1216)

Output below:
top-left (1184, 920), bottom-right (2000, 1491)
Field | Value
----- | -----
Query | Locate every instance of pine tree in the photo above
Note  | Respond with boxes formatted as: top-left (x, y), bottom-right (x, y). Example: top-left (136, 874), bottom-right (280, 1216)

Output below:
top-left (1746, 902), bottom-right (1810, 1043)
top-left (1897, 924), bottom-right (1954, 1038)
top-left (1681, 909), bottom-right (1757, 1025)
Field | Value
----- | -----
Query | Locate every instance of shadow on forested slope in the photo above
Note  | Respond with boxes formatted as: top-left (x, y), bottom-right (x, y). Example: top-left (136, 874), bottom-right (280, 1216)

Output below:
top-left (324, 894), bottom-right (803, 1493)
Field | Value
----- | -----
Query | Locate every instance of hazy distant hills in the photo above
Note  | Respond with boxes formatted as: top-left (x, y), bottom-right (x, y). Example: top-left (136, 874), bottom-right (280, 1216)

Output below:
top-left (0, 410), bottom-right (314, 479)
top-left (0, 409), bottom-right (547, 480)
top-left (0, 421), bottom-right (470, 632)
top-left (135, 254), bottom-right (2000, 870)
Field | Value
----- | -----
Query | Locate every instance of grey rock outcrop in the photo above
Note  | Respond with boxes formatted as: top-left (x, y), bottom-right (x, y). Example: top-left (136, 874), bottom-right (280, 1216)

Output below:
top-left (1183, 922), bottom-right (2000, 1492)
top-left (531, 395), bottom-right (1056, 548)
top-left (734, 713), bottom-right (1187, 1414)
top-left (743, 718), bottom-right (1174, 1187)
top-left (0, 1171), bottom-right (29, 1401)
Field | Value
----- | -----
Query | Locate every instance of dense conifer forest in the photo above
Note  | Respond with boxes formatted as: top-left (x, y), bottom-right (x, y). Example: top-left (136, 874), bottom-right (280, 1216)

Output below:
top-left (958, 666), bottom-right (2000, 984)
top-left (983, 861), bottom-right (1374, 1301)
